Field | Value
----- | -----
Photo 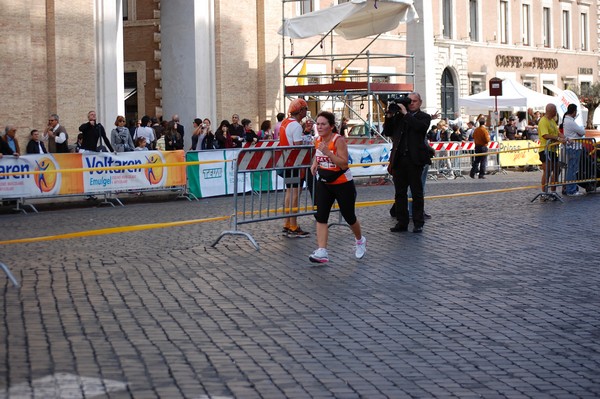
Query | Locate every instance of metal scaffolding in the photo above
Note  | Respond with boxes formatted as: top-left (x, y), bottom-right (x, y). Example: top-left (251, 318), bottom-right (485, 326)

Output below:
top-left (281, 0), bottom-right (416, 139)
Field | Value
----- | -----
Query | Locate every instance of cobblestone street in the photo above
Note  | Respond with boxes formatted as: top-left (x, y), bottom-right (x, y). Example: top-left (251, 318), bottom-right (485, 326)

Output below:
top-left (1, 171), bottom-right (599, 398)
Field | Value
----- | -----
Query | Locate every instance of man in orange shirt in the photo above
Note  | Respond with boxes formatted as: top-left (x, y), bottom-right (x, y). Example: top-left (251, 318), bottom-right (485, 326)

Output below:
top-left (279, 98), bottom-right (310, 238)
top-left (469, 117), bottom-right (491, 179)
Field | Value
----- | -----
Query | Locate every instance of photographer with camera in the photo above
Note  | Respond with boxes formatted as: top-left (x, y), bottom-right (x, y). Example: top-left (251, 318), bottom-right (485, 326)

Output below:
top-left (384, 92), bottom-right (432, 234)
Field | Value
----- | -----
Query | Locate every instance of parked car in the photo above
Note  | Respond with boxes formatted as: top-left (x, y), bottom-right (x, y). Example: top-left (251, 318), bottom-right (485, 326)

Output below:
top-left (347, 123), bottom-right (380, 138)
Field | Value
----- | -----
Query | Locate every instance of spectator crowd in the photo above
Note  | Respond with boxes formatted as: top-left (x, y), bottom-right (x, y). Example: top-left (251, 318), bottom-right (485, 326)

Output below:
top-left (0, 110), bottom-right (333, 157)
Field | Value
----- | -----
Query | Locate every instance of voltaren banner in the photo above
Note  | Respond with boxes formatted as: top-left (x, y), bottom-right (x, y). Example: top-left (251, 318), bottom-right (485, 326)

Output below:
top-left (0, 151), bottom-right (186, 199)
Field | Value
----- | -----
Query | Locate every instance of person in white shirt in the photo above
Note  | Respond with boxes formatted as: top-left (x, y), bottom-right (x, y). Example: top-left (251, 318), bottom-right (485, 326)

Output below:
top-left (133, 115), bottom-right (156, 149)
top-left (562, 104), bottom-right (586, 196)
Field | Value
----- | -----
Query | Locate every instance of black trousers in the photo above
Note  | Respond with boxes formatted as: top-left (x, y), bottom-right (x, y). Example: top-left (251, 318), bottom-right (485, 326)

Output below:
top-left (393, 156), bottom-right (424, 228)
top-left (470, 145), bottom-right (488, 177)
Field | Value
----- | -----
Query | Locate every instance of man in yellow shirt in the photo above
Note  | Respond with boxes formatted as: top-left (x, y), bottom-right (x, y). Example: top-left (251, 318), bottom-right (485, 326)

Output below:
top-left (538, 103), bottom-right (565, 195)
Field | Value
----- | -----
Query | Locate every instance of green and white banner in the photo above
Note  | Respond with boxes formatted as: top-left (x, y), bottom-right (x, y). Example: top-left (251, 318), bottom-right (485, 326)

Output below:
top-left (186, 149), bottom-right (259, 198)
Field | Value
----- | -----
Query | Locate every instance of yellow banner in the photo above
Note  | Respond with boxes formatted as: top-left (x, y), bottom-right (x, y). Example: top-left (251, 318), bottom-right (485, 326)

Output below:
top-left (499, 140), bottom-right (541, 167)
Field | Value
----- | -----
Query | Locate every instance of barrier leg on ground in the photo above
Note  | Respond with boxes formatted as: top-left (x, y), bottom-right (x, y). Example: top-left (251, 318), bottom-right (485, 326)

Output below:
top-left (0, 261), bottom-right (20, 288)
top-left (174, 185), bottom-right (199, 201)
top-left (13, 198), bottom-right (38, 215)
top-left (98, 193), bottom-right (119, 207)
top-left (106, 192), bottom-right (126, 207)
top-left (212, 230), bottom-right (260, 250)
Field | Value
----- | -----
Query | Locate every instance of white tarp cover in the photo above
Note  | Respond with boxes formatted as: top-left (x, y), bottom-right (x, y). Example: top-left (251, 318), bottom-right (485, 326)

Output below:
top-left (278, 0), bottom-right (417, 40)
top-left (458, 79), bottom-right (558, 112)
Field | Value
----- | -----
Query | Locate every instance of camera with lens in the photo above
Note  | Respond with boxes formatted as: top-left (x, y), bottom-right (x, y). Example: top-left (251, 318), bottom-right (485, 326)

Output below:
top-left (383, 95), bottom-right (411, 137)
top-left (385, 95), bottom-right (411, 117)
top-left (386, 102), bottom-right (401, 116)
top-left (392, 95), bottom-right (412, 109)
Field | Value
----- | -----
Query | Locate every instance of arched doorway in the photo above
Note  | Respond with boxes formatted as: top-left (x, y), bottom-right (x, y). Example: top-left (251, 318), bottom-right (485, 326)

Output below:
top-left (441, 68), bottom-right (456, 119)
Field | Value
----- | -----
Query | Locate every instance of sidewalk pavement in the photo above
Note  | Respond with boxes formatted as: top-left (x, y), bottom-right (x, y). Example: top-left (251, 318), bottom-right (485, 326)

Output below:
top-left (1, 171), bottom-right (599, 398)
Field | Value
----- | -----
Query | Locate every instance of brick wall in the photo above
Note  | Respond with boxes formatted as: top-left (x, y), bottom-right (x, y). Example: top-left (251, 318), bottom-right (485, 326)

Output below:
top-left (123, 0), bottom-right (161, 119)
top-left (0, 0), bottom-right (96, 151)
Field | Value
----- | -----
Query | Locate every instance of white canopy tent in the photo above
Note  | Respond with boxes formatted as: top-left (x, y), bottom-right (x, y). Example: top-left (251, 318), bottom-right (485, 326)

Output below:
top-left (278, 0), bottom-right (418, 40)
top-left (458, 79), bottom-right (558, 113)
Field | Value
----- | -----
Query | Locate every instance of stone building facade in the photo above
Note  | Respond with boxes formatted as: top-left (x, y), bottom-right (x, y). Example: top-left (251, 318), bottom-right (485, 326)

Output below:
top-left (127, 0), bottom-right (600, 129)
top-left (0, 0), bottom-right (122, 150)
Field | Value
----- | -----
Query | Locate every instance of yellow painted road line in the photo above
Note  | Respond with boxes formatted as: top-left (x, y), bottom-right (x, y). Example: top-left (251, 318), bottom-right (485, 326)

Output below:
top-left (0, 215), bottom-right (230, 245)
top-left (0, 184), bottom-right (543, 246)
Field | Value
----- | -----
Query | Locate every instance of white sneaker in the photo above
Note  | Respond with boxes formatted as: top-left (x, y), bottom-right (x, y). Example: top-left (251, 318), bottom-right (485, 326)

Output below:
top-left (567, 191), bottom-right (585, 197)
top-left (355, 236), bottom-right (367, 259)
top-left (309, 248), bottom-right (329, 263)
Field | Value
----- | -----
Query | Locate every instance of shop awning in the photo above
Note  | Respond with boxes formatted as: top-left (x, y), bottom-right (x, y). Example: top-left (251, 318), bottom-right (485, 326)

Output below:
top-left (278, 0), bottom-right (418, 40)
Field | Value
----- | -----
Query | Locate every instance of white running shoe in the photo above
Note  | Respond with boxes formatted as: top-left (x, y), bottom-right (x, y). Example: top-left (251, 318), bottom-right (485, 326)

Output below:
top-left (355, 236), bottom-right (367, 259)
top-left (567, 191), bottom-right (585, 197)
top-left (309, 248), bottom-right (329, 263)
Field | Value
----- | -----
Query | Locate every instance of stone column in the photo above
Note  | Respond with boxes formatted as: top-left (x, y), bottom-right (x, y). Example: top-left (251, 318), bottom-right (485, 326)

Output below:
top-left (95, 0), bottom-right (125, 127)
top-left (406, 1), bottom-right (436, 113)
top-left (161, 1), bottom-right (216, 149)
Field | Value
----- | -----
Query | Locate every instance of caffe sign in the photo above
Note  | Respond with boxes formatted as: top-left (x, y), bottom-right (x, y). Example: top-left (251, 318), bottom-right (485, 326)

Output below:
top-left (495, 55), bottom-right (558, 70)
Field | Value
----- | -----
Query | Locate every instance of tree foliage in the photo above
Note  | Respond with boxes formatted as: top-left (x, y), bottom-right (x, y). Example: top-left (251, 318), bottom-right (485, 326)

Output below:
top-left (575, 82), bottom-right (600, 129)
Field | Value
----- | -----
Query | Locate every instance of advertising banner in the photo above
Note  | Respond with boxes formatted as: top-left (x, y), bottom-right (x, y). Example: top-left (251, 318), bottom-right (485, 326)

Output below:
top-left (347, 143), bottom-right (392, 177)
top-left (0, 151), bottom-right (186, 199)
top-left (186, 144), bottom-right (392, 198)
top-left (186, 150), bottom-right (253, 198)
top-left (498, 140), bottom-right (542, 167)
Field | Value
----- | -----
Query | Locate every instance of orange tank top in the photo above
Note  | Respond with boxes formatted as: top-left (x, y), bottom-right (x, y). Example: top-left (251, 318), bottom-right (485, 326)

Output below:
top-left (315, 134), bottom-right (352, 185)
top-left (278, 118), bottom-right (295, 146)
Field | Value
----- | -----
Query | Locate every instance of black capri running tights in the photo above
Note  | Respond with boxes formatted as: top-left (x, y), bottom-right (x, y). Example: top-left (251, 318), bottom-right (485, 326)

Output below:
top-left (314, 180), bottom-right (357, 225)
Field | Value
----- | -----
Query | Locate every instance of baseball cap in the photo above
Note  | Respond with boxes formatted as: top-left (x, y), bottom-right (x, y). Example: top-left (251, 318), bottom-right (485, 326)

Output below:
top-left (288, 98), bottom-right (308, 115)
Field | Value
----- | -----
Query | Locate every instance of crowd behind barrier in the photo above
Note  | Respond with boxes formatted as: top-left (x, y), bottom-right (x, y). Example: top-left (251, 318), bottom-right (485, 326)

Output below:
top-left (532, 138), bottom-right (598, 202)
top-left (2, 139), bottom-right (596, 211)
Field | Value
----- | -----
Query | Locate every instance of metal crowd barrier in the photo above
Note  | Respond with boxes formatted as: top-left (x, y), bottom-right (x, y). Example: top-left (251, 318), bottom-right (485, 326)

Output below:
top-left (429, 142), bottom-right (463, 179)
top-left (428, 141), bottom-right (504, 179)
top-left (212, 145), bottom-right (315, 250)
top-left (531, 138), bottom-right (598, 202)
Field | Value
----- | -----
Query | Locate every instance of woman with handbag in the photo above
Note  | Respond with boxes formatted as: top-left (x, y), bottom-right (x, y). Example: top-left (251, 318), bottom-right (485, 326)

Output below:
top-left (308, 111), bottom-right (366, 264)
top-left (111, 115), bottom-right (135, 152)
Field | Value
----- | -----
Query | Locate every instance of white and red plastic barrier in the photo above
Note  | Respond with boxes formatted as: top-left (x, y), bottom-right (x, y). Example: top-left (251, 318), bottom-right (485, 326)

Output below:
top-left (428, 141), bottom-right (501, 151)
top-left (237, 142), bottom-right (312, 172)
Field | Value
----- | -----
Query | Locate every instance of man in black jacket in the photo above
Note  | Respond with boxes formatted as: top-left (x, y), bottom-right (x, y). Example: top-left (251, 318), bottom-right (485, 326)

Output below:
top-left (384, 92), bottom-right (432, 233)
top-left (79, 110), bottom-right (114, 152)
